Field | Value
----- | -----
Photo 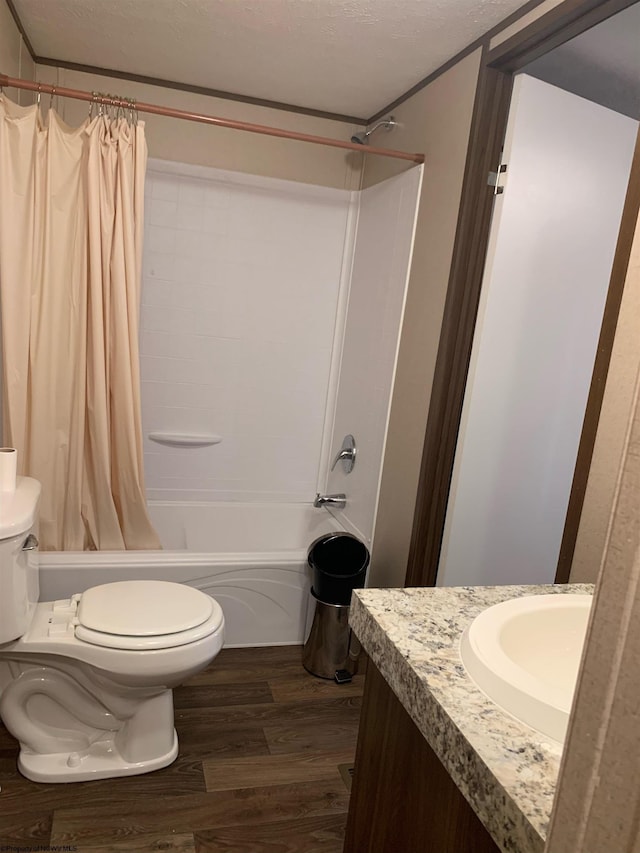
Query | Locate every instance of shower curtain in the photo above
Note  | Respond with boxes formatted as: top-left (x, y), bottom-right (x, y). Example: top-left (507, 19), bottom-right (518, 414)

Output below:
top-left (0, 94), bottom-right (160, 551)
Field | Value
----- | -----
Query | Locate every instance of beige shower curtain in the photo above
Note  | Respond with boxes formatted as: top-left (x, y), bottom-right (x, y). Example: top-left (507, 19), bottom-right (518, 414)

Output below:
top-left (0, 94), bottom-right (160, 551)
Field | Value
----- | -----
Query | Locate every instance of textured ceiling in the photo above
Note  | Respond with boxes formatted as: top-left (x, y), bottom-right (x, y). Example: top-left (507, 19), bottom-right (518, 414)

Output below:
top-left (12, 0), bottom-right (535, 118)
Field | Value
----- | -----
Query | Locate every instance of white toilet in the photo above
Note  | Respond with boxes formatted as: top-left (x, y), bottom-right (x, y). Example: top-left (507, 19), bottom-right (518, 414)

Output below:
top-left (0, 477), bottom-right (225, 783)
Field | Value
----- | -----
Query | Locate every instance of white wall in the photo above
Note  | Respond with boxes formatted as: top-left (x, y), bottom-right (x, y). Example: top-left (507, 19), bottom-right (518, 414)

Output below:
top-left (141, 160), bottom-right (353, 503)
top-left (438, 76), bottom-right (638, 587)
top-left (325, 166), bottom-right (423, 545)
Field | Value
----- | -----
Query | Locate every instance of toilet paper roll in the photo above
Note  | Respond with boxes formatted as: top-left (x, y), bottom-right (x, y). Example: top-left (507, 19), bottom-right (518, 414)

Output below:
top-left (0, 447), bottom-right (17, 493)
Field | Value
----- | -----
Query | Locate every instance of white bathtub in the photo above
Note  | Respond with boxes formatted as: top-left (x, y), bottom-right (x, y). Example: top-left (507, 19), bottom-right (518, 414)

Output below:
top-left (39, 502), bottom-right (343, 647)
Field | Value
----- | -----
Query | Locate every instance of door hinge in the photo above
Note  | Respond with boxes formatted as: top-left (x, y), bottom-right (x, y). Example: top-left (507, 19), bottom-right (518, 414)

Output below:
top-left (487, 163), bottom-right (507, 195)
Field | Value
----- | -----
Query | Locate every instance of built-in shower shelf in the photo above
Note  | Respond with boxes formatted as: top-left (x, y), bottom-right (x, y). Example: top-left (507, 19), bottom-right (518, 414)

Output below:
top-left (148, 432), bottom-right (222, 448)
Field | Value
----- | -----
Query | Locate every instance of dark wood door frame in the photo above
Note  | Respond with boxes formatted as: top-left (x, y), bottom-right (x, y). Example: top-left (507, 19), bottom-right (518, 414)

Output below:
top-left (556, 127), bottom-right (640, 581)
top-left (405, 0), bottom-right (640, 588)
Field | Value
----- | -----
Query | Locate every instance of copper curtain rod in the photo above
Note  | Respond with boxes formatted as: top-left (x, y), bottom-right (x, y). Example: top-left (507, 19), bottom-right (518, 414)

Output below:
top-left (0, 74), bottom-right (424, 165)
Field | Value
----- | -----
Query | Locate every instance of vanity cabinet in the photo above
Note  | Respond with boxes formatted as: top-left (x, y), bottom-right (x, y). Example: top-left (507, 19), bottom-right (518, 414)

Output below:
top-left (346, 587), bottom-right (583, 853)
top-left (344, 660), bottom-right (500, 853)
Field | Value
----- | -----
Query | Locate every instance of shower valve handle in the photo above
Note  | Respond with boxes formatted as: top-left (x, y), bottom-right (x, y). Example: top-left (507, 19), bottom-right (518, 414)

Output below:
top-left (330, 434), bottom-right (356, 474)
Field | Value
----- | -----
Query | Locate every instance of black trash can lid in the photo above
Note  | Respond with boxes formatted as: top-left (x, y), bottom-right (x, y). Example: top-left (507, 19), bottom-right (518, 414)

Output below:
top-left (308, 532), bottom-right (370, 578)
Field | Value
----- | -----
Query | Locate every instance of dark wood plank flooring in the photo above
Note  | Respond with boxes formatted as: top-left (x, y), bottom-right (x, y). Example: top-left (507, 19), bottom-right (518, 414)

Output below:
top-left (0, 645), bottom-right (363, 852)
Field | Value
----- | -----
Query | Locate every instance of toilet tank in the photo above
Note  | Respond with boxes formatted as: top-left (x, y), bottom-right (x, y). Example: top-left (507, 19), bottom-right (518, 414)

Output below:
top-left (0, 477), bottom-right (41, 643)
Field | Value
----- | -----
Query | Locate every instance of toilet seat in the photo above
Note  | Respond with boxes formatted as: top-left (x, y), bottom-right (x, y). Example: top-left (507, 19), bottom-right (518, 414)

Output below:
top-left (73, 581), bottom-right (224, 651)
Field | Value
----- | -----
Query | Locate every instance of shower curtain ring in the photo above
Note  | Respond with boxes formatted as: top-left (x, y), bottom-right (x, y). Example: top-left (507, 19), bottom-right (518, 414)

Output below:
top-left (36, 83), bottom-right (41, 107)
top-left (50, 86), bottom-right (56, 110)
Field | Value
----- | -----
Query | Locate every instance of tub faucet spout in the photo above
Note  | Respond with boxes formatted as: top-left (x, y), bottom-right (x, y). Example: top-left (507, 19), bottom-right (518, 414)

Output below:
top-left (314, 493), bottom-right (346, 509)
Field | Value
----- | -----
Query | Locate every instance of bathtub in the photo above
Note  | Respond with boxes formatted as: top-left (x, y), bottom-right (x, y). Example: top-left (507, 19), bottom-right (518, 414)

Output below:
top-left (39, 502), bottom-right (343, 647)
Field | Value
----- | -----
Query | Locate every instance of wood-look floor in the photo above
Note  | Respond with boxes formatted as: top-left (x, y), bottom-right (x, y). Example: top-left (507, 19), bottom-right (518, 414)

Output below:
top-left (0, 645), bottom-right (363, 852)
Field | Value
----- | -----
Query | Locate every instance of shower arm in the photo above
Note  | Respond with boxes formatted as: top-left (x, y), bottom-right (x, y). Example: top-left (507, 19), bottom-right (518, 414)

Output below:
top-left (369, 118), bottom-right (396, 135)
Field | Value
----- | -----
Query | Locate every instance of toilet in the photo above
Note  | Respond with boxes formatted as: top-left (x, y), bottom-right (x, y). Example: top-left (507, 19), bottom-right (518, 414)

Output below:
top-left (0, 477), bottom-right (225, 783)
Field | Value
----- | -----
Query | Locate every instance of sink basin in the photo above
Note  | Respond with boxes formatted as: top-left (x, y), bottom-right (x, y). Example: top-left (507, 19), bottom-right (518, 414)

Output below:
top-left (460, 594), bottom-right (592, 743)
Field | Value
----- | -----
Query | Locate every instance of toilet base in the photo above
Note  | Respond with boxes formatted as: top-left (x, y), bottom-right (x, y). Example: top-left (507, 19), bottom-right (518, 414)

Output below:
top-left (17, 729), bottom-right (179, 783)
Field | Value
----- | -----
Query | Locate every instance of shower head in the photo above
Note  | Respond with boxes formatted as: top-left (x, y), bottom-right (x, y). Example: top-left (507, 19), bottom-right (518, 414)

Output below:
top-left (350, 116), bottom-right (397, 146)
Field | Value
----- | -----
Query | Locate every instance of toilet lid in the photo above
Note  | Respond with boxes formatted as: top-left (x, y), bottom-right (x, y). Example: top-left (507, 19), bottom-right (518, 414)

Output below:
top-left (75, 580), bottom-right (223, 650)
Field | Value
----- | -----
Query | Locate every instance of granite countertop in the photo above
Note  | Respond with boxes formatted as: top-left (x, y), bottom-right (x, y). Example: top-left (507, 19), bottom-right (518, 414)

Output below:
top-left (349, 583), bottom-right (593, 853)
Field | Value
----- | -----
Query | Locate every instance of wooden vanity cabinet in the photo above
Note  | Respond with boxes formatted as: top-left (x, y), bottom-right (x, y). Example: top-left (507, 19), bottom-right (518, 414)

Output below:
top-left (344, 661), bottom-right (500, 853)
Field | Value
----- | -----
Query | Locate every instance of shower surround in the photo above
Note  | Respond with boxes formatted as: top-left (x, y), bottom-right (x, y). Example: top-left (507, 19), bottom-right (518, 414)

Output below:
top-left (40, 159), bottom-right (423, 646)
top-left (140, 160), bottom-right (354, 504)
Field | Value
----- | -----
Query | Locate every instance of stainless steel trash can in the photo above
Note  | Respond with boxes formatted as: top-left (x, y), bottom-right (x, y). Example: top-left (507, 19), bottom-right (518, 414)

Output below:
top-left (302, 591), bottom-right (361, 681)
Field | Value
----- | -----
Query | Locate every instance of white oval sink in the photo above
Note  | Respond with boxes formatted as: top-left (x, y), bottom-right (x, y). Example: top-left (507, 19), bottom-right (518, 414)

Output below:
top-left (460, 594), bottom-right (592, 743)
